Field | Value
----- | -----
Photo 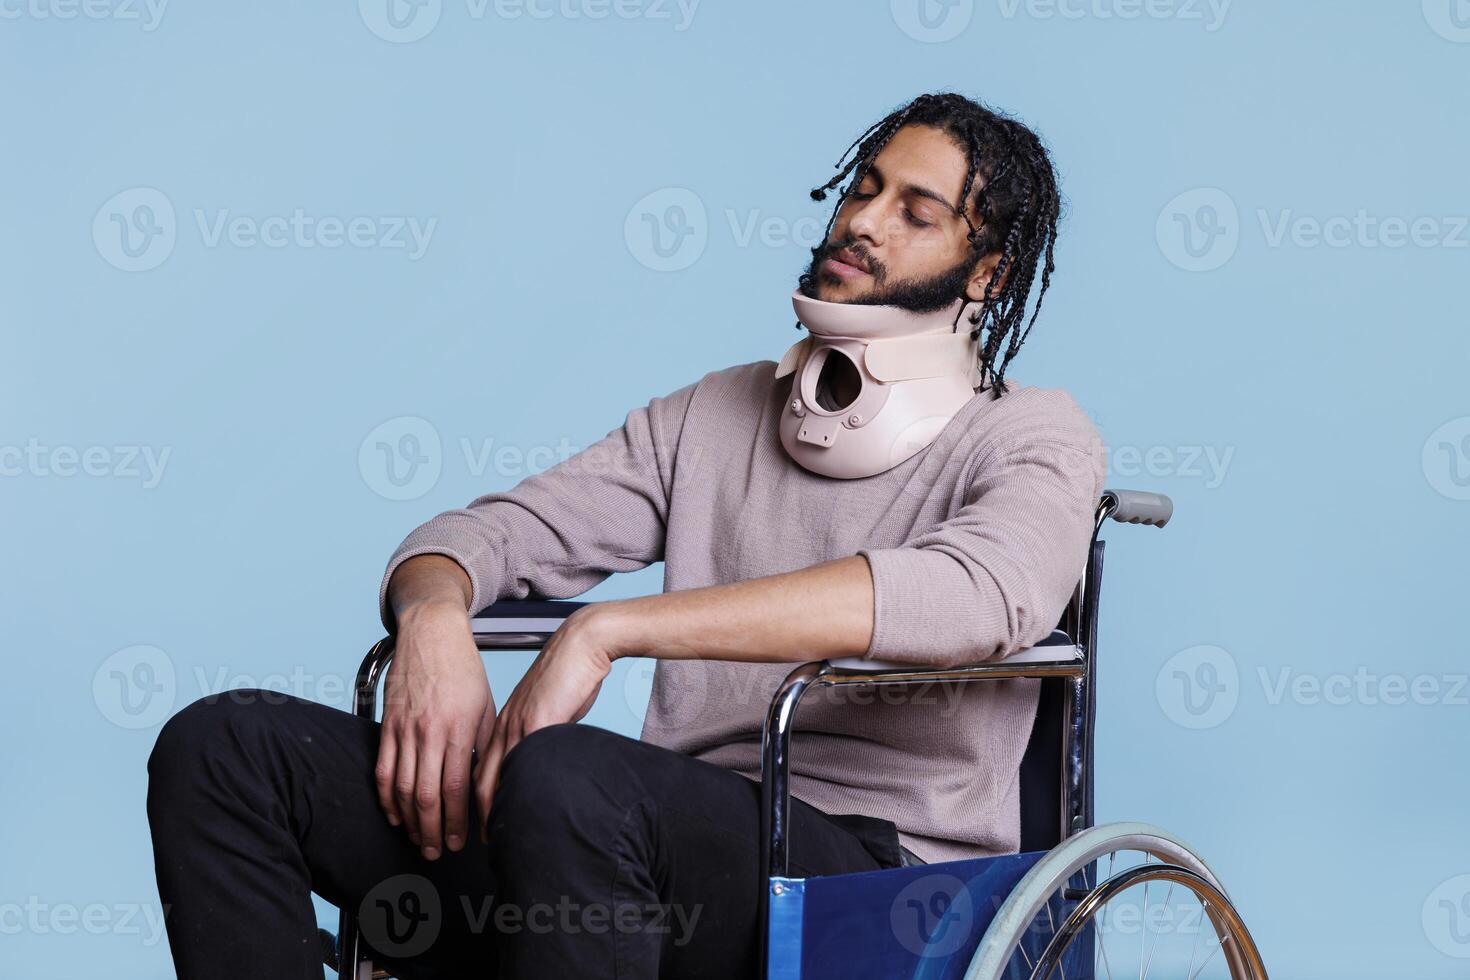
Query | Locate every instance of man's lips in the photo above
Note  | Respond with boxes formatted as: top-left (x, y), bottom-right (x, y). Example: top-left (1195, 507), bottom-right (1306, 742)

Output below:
top-left (824, 248), bottom-right (872, 278)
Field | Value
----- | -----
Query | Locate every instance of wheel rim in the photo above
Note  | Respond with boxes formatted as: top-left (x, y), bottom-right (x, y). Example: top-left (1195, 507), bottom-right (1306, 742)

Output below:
top-left (963, 822), bottom-right (1268, 980)
top-left (1027, 861), bottom-right (1267, 980)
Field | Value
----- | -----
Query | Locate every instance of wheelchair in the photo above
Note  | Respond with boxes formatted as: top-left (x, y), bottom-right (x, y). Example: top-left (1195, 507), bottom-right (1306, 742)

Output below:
top-left (325, 489), bottom-right (1269, 979)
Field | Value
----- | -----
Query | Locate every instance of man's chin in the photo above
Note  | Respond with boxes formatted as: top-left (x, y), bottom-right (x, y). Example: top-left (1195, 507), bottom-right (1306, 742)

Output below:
top-left (806, 272), bottom-right (877, 304)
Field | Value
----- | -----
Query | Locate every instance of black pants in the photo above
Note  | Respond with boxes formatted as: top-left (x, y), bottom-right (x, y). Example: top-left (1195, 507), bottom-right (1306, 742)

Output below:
top-left (145, 689), bottom-right (905, 979)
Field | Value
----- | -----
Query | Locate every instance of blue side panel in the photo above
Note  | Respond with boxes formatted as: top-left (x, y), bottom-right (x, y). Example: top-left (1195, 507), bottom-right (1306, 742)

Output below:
top-left (765, 851), bottom-right (1094, 980)
top-left (765, 877), bottom-right (806, 980)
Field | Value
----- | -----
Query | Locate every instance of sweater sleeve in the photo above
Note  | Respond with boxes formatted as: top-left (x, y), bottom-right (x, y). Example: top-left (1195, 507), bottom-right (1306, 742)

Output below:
top-left (377, 377), bottom-right (701, 632)
top-left (855, 392), bottom-right (1106, 669)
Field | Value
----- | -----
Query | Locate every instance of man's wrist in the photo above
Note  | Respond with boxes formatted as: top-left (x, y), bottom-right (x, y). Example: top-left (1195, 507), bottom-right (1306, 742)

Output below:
top-left (581, 598), bottom-right (646, 662)
top-left (395, 596), bottom-right (470, 630)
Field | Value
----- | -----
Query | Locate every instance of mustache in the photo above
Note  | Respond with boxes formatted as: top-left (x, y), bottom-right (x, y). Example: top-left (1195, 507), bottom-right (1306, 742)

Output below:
top-left (822, 239), bottom-right (885, 280)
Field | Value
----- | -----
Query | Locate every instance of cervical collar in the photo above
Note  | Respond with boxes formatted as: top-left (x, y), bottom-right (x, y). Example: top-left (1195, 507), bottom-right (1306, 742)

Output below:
top-left (774, 287), bottom-right (986, 479)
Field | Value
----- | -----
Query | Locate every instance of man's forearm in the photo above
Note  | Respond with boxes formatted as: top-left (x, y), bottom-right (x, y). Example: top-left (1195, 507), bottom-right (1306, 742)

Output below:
top-left (387, 554), bottom-right (475, 623)
top-left (597, 555), bottom-right (876, 665)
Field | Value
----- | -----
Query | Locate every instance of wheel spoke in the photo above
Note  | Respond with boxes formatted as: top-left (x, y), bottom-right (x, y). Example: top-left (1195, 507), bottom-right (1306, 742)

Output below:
top-left (1138, 855), bottom-right (1150, 980)
top-left (1187, 928), bottom-right (1225, 980)
top-left (1139, 881), bottom-right (1174, 978)
top-left (1043, 895), bottom-right (1067, 980)
top-left (1095, 884), bottom-right (1117, 980)
top-left (1185, 897), bottom-right (1206, 979)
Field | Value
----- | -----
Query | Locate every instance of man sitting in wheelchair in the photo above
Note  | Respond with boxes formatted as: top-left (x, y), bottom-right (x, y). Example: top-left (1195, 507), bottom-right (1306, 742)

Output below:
top-left (146, 91), bottom-right (1111, 979)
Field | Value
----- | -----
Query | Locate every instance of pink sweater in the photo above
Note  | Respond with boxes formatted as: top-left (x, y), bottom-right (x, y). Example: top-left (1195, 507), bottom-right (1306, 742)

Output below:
top-left (379, 359), bottom-right (1106, 863)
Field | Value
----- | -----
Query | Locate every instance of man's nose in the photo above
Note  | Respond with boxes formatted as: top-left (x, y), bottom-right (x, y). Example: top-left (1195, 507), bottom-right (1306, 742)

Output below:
top-left (846, 201), bottom-right (884, 247)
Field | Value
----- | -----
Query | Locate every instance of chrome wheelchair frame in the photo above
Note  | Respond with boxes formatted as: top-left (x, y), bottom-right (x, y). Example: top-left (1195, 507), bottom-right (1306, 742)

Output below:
top-left (328, 488), bottom-right (1266, 980)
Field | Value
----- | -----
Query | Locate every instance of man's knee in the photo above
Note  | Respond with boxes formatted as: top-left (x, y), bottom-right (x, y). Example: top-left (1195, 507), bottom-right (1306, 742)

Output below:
top-left (147, 689), bottom-right (291, 790)
top-left (490, 723), bottom-right (634, 832)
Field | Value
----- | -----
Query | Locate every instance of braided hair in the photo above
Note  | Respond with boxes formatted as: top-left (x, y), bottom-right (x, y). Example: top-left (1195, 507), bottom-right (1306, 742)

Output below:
top-left (799, 93), bottom-right (1063, 398)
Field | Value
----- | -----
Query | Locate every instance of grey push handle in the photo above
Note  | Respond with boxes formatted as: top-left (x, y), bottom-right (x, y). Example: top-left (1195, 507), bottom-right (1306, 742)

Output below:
top-left (1102, 489), bottom-right (1173, 528)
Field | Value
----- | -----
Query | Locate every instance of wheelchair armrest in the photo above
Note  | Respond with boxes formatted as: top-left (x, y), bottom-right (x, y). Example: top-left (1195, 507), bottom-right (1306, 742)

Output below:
top-left (758, 629), bottom-right (1087, 879)
top-left (825, 629), bottom-right (1083, 674)
top-left (469, 598), bottom-right (592, 649)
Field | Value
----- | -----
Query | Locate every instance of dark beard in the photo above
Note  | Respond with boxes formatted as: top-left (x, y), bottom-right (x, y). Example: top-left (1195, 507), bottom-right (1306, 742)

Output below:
top-left (797, 239), bottom-right (977, 314)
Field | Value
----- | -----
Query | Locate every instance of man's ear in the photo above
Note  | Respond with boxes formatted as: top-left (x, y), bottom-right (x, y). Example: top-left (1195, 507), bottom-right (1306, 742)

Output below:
top-left (964, 251), bottom-right (1006, 303)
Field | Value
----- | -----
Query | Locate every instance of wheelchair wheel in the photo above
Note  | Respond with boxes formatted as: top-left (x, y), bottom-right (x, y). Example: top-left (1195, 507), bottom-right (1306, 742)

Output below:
top-left (964, 822), bottom-right (1268, 980)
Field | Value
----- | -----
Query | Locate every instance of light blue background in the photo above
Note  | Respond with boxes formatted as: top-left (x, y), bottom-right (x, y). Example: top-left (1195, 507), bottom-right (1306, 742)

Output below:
top-left (3, 1), bottom-right (1468, 976)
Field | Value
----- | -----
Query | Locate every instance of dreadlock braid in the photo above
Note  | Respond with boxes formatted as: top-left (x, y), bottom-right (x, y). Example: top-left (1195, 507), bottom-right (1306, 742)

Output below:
top-left (801, 93), bottom-right (1064, 398)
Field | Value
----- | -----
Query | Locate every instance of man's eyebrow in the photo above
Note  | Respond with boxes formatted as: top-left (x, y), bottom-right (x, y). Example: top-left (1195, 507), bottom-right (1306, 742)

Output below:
top-left (862, 163), bottom-right (960, 216)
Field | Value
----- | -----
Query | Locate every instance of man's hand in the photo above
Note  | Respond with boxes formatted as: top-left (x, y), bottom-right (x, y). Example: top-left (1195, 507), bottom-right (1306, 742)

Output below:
top-left (473, 605), bottom-right (619, 843)
top-left (377, 598), bottom-right (493, 861)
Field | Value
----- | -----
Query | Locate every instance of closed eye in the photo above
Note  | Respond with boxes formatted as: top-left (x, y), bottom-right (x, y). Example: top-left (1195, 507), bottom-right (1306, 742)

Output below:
top-left (848, 193), bottom-right (931, 228)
